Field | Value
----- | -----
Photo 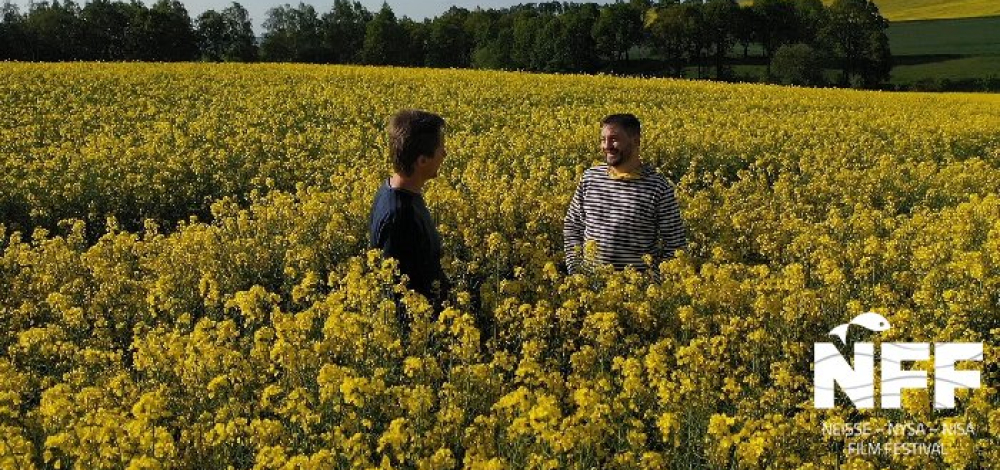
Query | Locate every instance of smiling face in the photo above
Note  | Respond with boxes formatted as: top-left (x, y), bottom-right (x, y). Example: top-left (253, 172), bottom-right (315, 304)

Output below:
top-left (600, 123), bottom-right (639, 168)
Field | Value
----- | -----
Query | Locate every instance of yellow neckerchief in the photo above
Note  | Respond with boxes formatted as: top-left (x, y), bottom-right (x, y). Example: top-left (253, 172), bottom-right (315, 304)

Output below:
top-left (607, 165), bottom-right (643, 181)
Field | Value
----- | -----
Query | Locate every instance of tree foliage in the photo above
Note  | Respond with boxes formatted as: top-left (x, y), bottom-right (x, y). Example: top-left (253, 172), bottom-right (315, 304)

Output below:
top-left (360, 2), bottom-right (406, 66)
top-left (821, 0), bottom-right (891, 87)
top-left (592, 1), bottom-right (642, 64)
top-left (0, 0), bottom-right (893, 88)
top-left (771, 42), bottom-right (826, 86)
top-left (320, 0), bottom-right (370, 64)
top-left (261, 2), bottom-right (322, 62)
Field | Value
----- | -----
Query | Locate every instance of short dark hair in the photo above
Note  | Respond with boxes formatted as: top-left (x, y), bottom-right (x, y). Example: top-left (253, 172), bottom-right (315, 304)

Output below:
top-left (387, 109), bottom-right (445, 176)
top-left (601, 114), bottom-right (641, 137)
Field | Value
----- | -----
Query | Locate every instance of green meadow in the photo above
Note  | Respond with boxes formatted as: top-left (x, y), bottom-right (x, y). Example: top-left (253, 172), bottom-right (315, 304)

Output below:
top-left (888, 15), bottom-right (1000, 89)
top-left (888, 16), bottom-right (1000, 56)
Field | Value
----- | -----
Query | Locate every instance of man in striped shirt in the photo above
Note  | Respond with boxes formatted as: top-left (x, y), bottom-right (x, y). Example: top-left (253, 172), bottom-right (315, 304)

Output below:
top-left (564, 114), bottom-right (686, 273)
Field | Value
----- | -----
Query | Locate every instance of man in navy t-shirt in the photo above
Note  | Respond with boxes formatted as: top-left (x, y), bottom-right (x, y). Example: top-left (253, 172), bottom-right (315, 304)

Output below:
top-left (369, 109), bottom-right (450, 305)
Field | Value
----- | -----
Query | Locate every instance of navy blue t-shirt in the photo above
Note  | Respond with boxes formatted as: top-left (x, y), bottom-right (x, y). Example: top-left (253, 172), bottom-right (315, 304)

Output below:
top-left (369, 179), bottom-right (449, 302)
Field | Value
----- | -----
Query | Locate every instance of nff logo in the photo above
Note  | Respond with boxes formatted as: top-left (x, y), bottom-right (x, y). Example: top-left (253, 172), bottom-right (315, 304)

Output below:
top-left (814, 312), bottom-right (983, 409)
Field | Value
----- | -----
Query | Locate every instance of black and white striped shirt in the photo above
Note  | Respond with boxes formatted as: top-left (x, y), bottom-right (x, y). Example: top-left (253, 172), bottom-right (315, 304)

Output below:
top-left (564, 163), bottom-right (685, 272)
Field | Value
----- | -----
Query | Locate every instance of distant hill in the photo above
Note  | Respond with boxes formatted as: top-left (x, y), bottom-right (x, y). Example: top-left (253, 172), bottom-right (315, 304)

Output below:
top-left (888, 15), bottom-right (1000, 56)
top-left (887, 14), bottom-right (1000, 90)
top-left (739, 0), bottom-right (1000, 22)
top-left (876, 0), bottom-right (1000, 21)
top-left (729, 0), bottom-right (1000, 89)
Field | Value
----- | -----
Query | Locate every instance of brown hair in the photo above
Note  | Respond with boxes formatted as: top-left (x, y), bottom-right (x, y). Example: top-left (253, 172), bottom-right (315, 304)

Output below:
top-left (387, 109), bottom-right (445, 176)
top-left (600, 113), bottom-right (641, 137)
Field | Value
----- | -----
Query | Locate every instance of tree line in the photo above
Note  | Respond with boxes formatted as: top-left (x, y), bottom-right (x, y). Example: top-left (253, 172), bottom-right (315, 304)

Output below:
top-left (0, 0), bottom-right (255, 61)
top-left (0, 0), bottom-right (892, 88)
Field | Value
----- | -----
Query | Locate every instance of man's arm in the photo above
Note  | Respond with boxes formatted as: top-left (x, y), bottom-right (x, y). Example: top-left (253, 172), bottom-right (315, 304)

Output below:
top-left (658, 179), bottom-right (686, 262)
top-left (564, 176), bottom-right (586, 273)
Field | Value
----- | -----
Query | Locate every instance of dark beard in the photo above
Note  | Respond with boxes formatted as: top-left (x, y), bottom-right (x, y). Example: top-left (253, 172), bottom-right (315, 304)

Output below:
top-left (606, 152), bottom-right (624, 166)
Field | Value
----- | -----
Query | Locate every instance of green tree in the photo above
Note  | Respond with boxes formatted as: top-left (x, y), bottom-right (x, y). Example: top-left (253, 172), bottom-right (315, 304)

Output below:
top-left (146, 0), bottom-right (198, 61)
top-left (531, 14), bottom-right (560, 71)
top-left (261, 2), bottom-right (322, 62)
top-left (510, 11), bottom-right (539, 69)
top-left (25, 0), bottom-right (87, 60)
top-left (361, 2), bottom-right (407, 65)
top-left (0, 1), bottom-right (29, 60)
top-left (196, 9), bottom-right (227, 60)
top-left (592, 1), bottom-right (642, 64)
top-left (536, 1), bottom-right (564, 15)
top-left (260, 5), bottom-right (294, 61)
top-left (771, 42), bottom-right (825, 85)
top-left (80, 0), bottom-right (153, 60)
top-left (400, 17), bottom-right (427, 66)
top-left (752, 0), bottom-right (799, 75)
top-left (468, 9), bottom-right (514, 70)
top-left (320, 0), bottom-right (370, 63)
top-left (644, 2), bottom-right (699, 77)
top-left (463, 7), bottom-right (496, 50)
top-left (544, 4), bottom-right (598, 73)
top-left (821, 0), bottom-right (890, 87)
top-left (199, 2), bottom-right (257, 62)
top-left (793, 0), bottom-right (826, 43)
top-left (426, 7), bottom-right (472, 68)
top-left (222, 2), bottom-right (258, 61)
top-left (702, 0), bottom-right (739, 80)
top-left (293, 3), bottom-right (322, 62)
top-left (472, 26), bottom-right (513, 70)
top-left (733, 5), bottom-right (757, 59)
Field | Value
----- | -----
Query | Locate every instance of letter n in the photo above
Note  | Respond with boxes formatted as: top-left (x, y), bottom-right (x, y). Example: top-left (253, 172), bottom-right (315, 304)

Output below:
top-left (815, 343), bottom-right (874, 408)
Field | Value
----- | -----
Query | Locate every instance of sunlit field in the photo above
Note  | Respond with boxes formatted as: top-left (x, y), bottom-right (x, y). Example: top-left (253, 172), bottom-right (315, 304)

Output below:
top-left (2, 63), bottom-right (999, 469)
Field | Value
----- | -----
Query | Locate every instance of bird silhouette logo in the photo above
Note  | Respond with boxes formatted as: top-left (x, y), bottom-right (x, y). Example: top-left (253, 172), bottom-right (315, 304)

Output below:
top-left (828, 312), bottom-right (891, 343)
